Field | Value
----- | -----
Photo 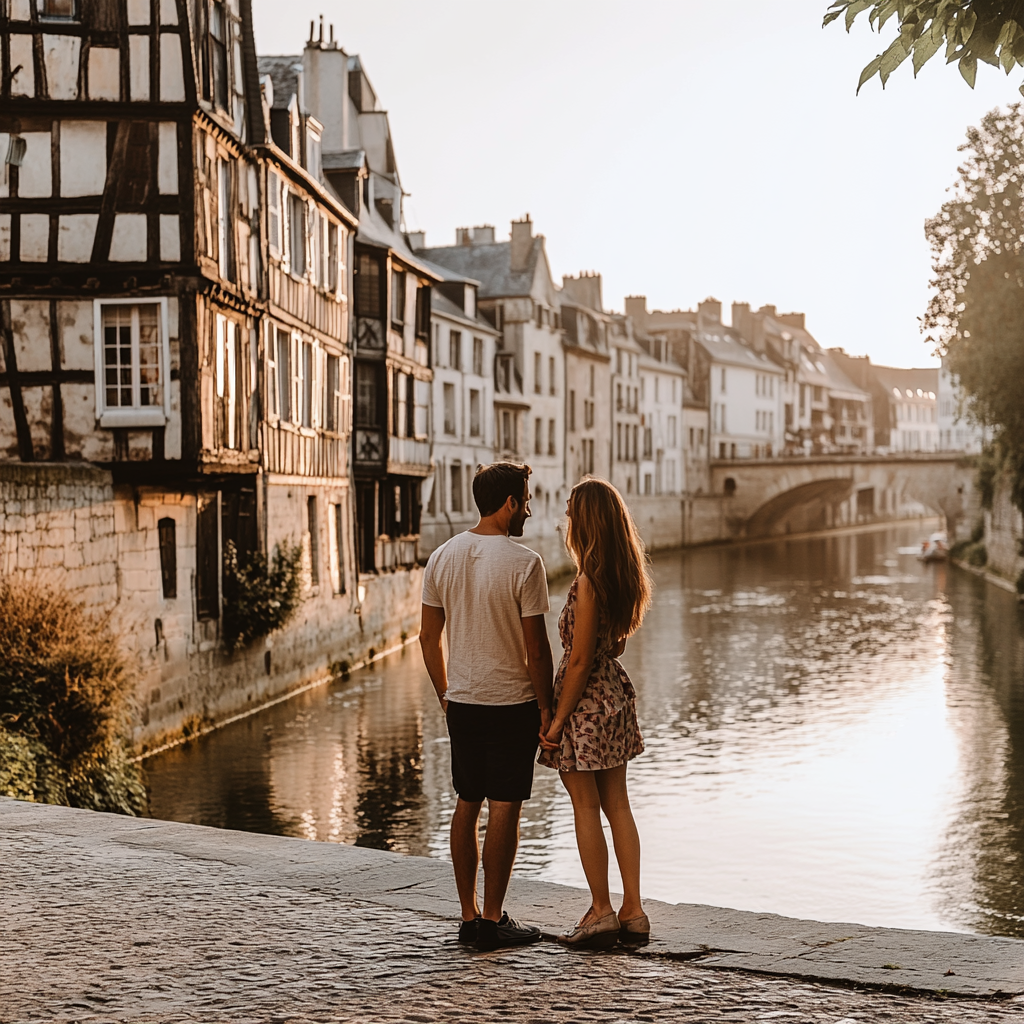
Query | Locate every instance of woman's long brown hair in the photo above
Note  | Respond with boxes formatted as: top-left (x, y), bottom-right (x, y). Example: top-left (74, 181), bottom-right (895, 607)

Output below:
top-left (564, 477), bottom-right (653, 641)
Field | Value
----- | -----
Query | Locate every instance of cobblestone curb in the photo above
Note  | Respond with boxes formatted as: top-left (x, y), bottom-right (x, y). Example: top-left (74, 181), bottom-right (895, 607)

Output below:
top-left (2, 798), bottom-right (1023, 1023)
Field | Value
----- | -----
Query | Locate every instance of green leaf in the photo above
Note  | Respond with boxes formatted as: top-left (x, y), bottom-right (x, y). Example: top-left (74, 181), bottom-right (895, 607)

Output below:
top-left (913, 25), bottom-right (943, 75)
top-left (960, 53), bottom-right (978, 88)
top-left (856, 54), bottom-right (884, 93)
top-left (879, 35), bottom-right (911, 86)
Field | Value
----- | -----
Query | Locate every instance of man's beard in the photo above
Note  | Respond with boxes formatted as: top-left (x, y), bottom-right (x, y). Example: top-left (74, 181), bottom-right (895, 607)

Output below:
top-left (509, 513), bottom-right (527, 537)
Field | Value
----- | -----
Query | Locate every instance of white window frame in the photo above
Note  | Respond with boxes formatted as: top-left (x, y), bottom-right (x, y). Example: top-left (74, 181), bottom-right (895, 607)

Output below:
top-left (266, 320), bottom-right (279, 420)
top-left (268, 172), bottom-right (281, 255)
top-left (93, 297), bottom-right (171, 427)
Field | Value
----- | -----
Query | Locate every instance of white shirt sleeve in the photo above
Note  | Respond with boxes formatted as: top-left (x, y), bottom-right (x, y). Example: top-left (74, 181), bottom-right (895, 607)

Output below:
top-left (519, 555), bottom-right (550, 618)
top-left (421, 553), bottom-right (443, 608)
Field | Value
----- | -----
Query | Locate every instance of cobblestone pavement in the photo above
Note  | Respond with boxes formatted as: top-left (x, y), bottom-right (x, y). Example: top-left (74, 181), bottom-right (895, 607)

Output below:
top-left (2, 806), bottom-right (1022, 1023)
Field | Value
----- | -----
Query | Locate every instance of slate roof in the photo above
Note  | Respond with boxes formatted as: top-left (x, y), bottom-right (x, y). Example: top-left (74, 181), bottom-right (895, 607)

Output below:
top-left (430, 291), bottom-right (496, 333)
top-left (870, 365), bottom-right (940, 399)
top-left (696, 329), bottom-right (783, 373)
top-left (416, 239), bottom-right (542, 299)
top-left (257, 56), bottom-right (300, 109)
top-left (322, 150), bottom-right (365, 171)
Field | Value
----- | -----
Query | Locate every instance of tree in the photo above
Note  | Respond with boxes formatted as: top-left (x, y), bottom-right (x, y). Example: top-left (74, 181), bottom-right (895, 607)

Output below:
top-left (925, 104), bottom-right (1024, 509)
top-left (824, 2), bottom-right (1024, 93)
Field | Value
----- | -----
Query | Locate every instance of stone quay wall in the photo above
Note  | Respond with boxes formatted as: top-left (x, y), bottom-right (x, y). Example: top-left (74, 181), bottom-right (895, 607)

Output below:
top-left (986, 470), bottom-right (1024, 588)
top-left (0, 463), bottom-right (423, 754)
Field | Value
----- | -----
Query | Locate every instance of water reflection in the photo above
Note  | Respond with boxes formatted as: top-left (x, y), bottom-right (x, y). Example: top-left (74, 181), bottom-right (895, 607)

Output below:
top-left (146, 523), bottom-right (1024, 936)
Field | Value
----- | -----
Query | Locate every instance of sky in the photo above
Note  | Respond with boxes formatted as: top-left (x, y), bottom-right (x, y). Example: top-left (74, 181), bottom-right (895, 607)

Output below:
top-left (252, 0), bottom-right (1021, 369)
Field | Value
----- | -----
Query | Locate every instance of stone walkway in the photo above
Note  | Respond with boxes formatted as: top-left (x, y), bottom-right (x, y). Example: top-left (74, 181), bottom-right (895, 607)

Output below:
top-left (2, 798), bottom-right (1023, 1024)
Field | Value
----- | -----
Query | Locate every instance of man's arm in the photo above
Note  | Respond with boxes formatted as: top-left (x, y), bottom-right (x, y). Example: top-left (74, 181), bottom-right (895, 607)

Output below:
top-left (521, 614), bottom-right (554, 737)
top-left (419, 604), bottom-right (449, 712)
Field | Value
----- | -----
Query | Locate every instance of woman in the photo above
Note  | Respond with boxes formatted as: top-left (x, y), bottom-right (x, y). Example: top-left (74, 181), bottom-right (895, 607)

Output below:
top-left (538, 477), bottom-right (653, 950)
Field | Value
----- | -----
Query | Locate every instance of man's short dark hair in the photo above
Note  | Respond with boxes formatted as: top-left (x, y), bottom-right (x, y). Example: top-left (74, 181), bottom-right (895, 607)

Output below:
top-left (473, 462), bottom-right (531, 517)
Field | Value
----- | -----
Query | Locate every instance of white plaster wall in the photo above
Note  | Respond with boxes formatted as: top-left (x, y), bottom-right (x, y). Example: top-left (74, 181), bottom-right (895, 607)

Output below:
top-left (129, 36), bottom-right (150, 101)
top-left (43, 35), bottom-right (80, 100)
top-left (158, 123), bottom-right (179, 194)
top-left (20, 215), bottom-right (49, 261)
top-left (58, 214), bottom-right (98, 262)
top-left (18, 133), bottom-right (52, 198)
top-left (0, 216), bottom-right (10, 261)
top-left (9, 36), bottom-right (34, 97)
top-left (10, 300), bottom-right (52, 372)
top-left (160, 34), bottom-right (186, 101)
top-left (110, 214), bottom-right (148, 261)
top-left (88, 47), bottom-right (120, 101)
top-left (60, 122), bottom-right (107, 196)
top-left (159, 215), bottom-right (180, 261)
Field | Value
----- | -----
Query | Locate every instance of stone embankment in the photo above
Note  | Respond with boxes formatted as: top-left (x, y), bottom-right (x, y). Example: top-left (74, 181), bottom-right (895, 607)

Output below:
top-left (3, 798), bottom-right (1023, 1023)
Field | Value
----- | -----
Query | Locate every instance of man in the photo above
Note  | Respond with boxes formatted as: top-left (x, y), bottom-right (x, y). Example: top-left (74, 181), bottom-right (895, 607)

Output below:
top-left (419, 462), bottom-right (554, 952)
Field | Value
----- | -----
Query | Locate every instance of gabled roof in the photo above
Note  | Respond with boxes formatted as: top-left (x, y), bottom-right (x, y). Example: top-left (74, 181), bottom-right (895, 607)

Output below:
top-left (417, 238), bottom-right (543, 299)
top-left (870, 365), bottom-right (939, 398)
top-left (257, 55), bottom-right (300, 110)
top-left (431, 291), bottom-right (497, 333)
top-left (696, 329), bottom-right (783, 373)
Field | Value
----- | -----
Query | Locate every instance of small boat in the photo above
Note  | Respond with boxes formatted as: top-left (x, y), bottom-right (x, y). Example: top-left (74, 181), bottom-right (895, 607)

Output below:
top-left (918, 532), bottom-right (948, 563)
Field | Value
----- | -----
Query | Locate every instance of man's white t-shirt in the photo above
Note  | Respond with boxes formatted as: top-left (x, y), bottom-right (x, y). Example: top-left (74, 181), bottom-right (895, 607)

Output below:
top-left (422, 531), bottom-right (550, 706)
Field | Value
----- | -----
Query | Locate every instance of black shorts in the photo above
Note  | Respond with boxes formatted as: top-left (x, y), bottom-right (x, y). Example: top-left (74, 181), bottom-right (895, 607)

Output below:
top-left (446, 700), bottom-right (541, 803)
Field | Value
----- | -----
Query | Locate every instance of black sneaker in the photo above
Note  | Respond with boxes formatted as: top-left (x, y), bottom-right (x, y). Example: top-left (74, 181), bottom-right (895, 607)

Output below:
top-left (458, 917), bottom-right (481, 944)
top-left (475, 911), bottom-right (542, 952)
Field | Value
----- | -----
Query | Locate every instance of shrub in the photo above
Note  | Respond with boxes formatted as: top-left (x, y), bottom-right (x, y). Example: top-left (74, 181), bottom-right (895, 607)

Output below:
top-left (967, 543), bottom-right (988, 567)
top-left (0, 577), bottom-right (145, 814)
top-left (222, 540), bottom-right (302, 651)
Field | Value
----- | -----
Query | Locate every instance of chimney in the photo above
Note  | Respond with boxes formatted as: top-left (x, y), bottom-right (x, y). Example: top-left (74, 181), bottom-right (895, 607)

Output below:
top-left (456, 227), bottom-right (472, 246)
top-left (757, 304), bottom-right (777, 319)
top-left (624, 295), bottom-right (647, 325)
top-left (731, 302), bottom-right (751, 340)
top-left (561, 272), bottom-right (603, 312)
top-left (472, 225), bottom-right (495, 244)
top-left (509, 215), bottom-right (533, 272)
top-left (777, 312), bottom-right (805, 331)
top-left (697, 297), bottom-right (721, 324)
top-left (407, 230), bottom-right (425, 250)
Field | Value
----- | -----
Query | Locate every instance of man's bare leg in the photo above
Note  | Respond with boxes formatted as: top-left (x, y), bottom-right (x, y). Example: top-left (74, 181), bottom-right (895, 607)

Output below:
top-left (481, 799), bottom-right (522, 922)
top-left (450, 798), bottom-right (483, 921)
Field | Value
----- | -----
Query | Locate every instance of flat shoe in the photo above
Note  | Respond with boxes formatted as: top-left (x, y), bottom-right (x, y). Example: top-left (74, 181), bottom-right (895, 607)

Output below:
top-left (557, 910), bottom-right (619, 950)
top-left (618, 911), bottom-right (650, 945)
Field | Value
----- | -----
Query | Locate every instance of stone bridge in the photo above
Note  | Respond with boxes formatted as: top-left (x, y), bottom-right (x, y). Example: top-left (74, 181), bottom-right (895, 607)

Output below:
top-left (707, 454), bottom-right (979, 541)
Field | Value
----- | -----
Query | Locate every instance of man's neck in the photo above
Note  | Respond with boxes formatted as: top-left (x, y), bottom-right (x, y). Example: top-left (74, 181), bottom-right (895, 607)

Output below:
top-left (469, 515), bottom-right (508, 537)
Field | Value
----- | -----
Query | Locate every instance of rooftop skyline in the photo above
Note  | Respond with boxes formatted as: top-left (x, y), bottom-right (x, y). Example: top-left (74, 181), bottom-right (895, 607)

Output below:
top-left (252, 0), bottom-right (1019, 369)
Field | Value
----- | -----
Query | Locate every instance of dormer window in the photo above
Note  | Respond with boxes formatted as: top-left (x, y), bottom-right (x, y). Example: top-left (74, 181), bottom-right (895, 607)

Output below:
top-left (305, 118), bottom-right (323, 179)
top-left (210, 0), bottom-right (229, 109)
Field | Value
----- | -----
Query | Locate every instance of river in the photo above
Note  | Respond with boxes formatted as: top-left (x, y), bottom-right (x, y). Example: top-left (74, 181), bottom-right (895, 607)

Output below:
top-left (145, 522), bottom-right (1024, 938)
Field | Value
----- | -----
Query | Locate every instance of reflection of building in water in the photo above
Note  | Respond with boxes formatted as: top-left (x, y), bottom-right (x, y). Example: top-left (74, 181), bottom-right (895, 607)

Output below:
top-left (935, 572), bottom-right (1024, 938)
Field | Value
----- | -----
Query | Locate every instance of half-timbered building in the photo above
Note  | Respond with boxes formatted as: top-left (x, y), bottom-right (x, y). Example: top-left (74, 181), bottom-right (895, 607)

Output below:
top-left (0, 1), bottom-right (421, 751)
top-left (263, 35), bottom-right (437, 576)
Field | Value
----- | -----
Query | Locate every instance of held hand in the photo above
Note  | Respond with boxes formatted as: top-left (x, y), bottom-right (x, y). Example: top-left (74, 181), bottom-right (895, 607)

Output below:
top-left (539, 706), bottom-right (553, 740)
top-left (540, 717), bottom-right (564, 751)
top-left (438, 693), bottom-right (449, 715)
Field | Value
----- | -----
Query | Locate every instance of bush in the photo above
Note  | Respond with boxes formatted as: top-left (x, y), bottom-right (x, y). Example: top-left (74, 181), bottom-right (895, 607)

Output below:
top-left (0, 577), bottom-right (145, 814)
top-left (222, 540), bottom-right (302, 651)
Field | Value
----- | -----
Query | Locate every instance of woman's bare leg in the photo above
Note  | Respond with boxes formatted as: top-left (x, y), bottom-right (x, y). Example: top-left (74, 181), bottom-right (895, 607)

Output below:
top-left (595, 764), bottom-right (643, 921)
top-left (560, 769), bottom-right (614, 919)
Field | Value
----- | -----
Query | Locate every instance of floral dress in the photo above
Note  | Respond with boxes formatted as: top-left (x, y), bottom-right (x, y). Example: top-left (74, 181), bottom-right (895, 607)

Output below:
top-left (537, 577), bottom-right (644, 773)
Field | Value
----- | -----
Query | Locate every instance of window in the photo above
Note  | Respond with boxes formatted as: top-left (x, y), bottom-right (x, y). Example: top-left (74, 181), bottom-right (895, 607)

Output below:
top-left (569, 390), bottom-right (576, 432)
top-left (450, 464), bottom-right (463, 513)
top-left (813, 385), bottom-right (823, 403)
top-left (332, 503), bottom-right (346, 594)
top-left (416, 286), bottom-right (431, 339)
top-left (584, 400), bottom-right (594, 429)
top-left (326, 354), bottom-right (340, 432)
top-left (307, 496), bottom-right (320, 586)
top-left (391, 268), bottom-right (406, 325)
top-left (196, 492), bottom-right (219, 620)
top-left (327, 222), bottom-right (339, 292)
top-left (443, 383), bottom-right (456, 434)
top-left (720, 367), bottom-right (726, 393)
top-left (268, 173), bottom-right (281, 253)
top-left (414, 378), bottom-right (429, 438)
top-left (288, 193), bottom-right (306, 276)
top-left (655, 377), bottom-right (660, 402)
top-left (355, 253), bottom-right (381, 318)
top-left (275, 326), bottom-right (291, 422)
top-left (643, 427), bottom-right (652, 459)
top-left (548, 419), bottom-right (556, 456)
top-left (310, 210), bottom-right (322, 286)
top-left (616, 383), bottom-right (622, 412)
top-left (217, 160), bottom-right (234, 282)
top-left (210, 0), bottom-right (229, 109)
top-left (95, 300), bottom-right (168, 426)
top-left (469, 389), bottom-right (481, 437)
top-left (549, 356), bottom-right (556, 395)
top-left (215, 315), bottom-right (243, 449)
top-left (473, 337), bottom-right (483, 376)
top-left (449, 330), bottom-right (461, 371)
top-left (300, 339), bottom-right (313, 428)
top-left (502, 410), bottom-right (514, 452)
top-left (42, 0), bottom-right (76, 15)
top-left (534, 352), bottom-right (542, 394)
top-left (617, 423), bottom-right (622, 461)
top-left (355, 362), bottom-right (377, 426)
top-left (534, 417), bottom-right (542, 455)
top-left (158, 518), bottom-right (177, 599)
top-left (644, 473), bottom-right (652, 496)
top-left (306, 129), bottom-right (321, 178)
